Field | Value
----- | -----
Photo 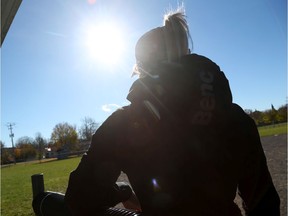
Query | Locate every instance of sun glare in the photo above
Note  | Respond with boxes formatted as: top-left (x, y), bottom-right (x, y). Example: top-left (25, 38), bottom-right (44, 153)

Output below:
top-left (84, 23), bottom-right (125, 66)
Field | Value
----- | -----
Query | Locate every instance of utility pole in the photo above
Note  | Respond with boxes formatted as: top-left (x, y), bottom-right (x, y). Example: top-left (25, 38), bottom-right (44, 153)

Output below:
top-left (7, 123), bottom-right (16, 164)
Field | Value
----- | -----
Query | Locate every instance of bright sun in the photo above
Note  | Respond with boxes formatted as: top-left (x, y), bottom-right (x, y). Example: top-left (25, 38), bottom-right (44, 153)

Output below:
top-left (84, 23), bottom-right (125, 66)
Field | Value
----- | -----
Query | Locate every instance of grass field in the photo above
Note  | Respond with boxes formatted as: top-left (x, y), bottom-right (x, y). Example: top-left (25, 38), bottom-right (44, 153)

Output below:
top-left (1, 157), bottom-right (81, 216)
top-left (1, 123), bottom-right (287, 216)
top-left (258, 122), bottom-right (287, 137)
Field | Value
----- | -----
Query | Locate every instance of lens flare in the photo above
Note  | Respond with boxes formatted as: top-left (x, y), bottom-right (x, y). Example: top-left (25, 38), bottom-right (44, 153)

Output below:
top-left (87, 0), bottom-right (96, 5)
top-left (152, 178), bottom-right (161, 191)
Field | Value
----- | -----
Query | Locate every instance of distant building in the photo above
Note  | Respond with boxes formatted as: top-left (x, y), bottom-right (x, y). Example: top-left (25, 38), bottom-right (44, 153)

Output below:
top-left (44, 147), bottom-right (56, 158)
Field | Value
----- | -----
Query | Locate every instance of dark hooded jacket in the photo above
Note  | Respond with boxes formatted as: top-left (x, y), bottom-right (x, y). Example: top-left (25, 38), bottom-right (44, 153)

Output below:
top-left (65, 54), bottom-right (280, 216)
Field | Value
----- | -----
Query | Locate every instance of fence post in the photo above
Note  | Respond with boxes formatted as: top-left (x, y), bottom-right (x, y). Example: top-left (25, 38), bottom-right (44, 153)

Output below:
top-left (31, 173), bottom-right (44, 199)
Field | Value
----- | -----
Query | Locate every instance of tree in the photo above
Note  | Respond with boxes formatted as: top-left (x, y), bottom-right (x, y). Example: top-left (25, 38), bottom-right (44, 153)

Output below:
top-left (1, 141), bottom-right (12, 164)
top-left (249, 110), bottom-right (264, 126)
top-left (269, 104), bottom-right (278, 124)
top-left (34, 133), bottom-right (46, 161)
top-left (277, 104), bottom-right (287, 123)
top-left (79, 117), bottom-right (99, 141)
top-left (51, 122), bottom-right (78, 151)
top-left (16, 136), bottom-right (37, 161)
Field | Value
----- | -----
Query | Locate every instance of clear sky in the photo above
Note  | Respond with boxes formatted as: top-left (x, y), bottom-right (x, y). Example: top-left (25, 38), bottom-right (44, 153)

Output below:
top-left (1, 0), bottom-right (287, 147)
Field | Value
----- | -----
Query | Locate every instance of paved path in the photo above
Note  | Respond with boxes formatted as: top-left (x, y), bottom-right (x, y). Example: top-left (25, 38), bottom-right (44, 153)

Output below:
top-left (261, 134), bottom-right (287, 216)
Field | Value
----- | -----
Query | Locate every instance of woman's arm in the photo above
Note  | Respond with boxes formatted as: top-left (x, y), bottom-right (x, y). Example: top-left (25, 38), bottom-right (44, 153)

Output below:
top-left (65, 108), bottom-right (132, 215)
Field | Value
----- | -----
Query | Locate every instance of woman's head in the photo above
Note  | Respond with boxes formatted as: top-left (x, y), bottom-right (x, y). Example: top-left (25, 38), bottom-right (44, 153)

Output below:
top-left (133, 6), bottom-right (191, 77)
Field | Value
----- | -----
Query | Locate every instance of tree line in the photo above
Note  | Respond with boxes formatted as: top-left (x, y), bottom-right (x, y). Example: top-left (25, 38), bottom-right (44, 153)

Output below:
top-left (245, 104), bottom-right (287, 126)
top-left (1, 104), bottom-right (287, 165)
top-left (1, 117), bottom-right (99, 165)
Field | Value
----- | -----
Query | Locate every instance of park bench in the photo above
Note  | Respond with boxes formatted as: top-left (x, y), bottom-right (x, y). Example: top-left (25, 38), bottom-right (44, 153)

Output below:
top-left (31, 174), bottom-right (141, 216)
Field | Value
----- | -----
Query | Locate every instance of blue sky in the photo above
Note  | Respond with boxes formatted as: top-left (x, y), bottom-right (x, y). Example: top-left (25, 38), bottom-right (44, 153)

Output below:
top-left (1, 0), bottom-right (287, 147)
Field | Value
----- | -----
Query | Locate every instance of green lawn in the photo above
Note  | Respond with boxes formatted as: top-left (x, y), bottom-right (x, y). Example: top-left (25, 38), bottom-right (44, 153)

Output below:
top-left (1, 123), bottom-right (287, 215)
top-left (1, 157), bottom-right (81, 216)
top-left (257, 122), bottom-right (287, 137)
